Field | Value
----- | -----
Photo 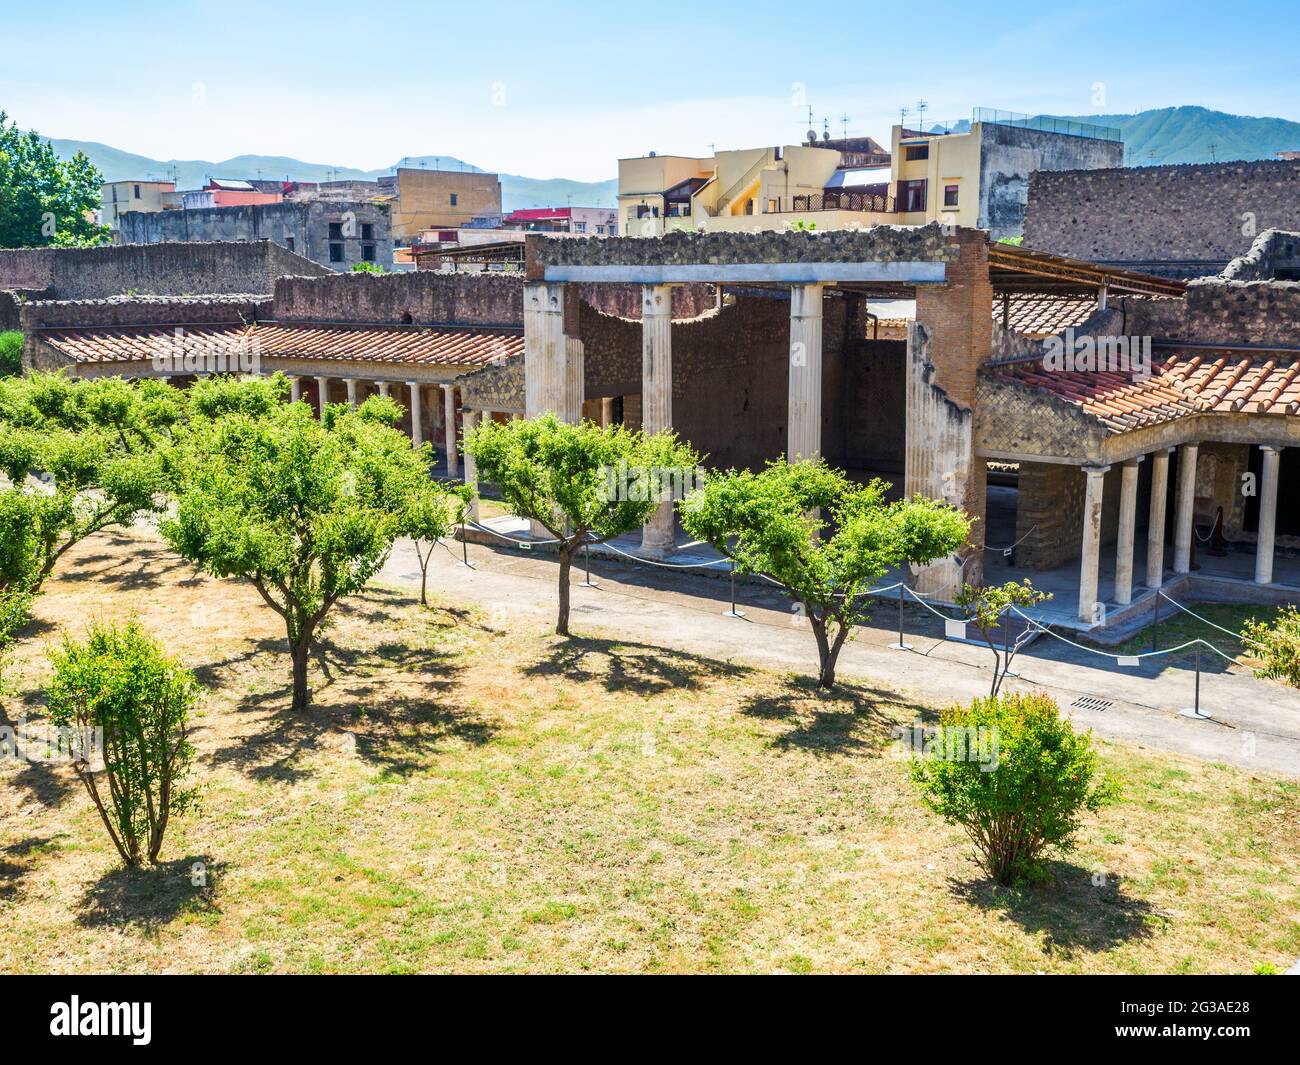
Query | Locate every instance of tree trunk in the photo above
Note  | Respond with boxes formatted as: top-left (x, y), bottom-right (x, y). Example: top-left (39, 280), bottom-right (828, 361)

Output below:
top-left (810, 616), bottom-right (834, 688)
top-left (419, 561), bottom-right (430, 607)
top-left (556, 544), bottom-right (573, 637)
top-left (291, 640), bottom-right (312, 711)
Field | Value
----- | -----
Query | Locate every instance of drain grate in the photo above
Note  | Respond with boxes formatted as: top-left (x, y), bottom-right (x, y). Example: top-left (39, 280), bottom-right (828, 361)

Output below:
top-left (1071, 696), bottom-right (1112, 713)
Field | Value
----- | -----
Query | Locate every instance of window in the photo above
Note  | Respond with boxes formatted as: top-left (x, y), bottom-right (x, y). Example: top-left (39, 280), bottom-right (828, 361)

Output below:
top-left (361, 222), bottom-right (374, 240)
top-left (743, 199), bottom-right (754, 215)
top-left (767, 198), bottom-right (778, 213)
top-left (574, 221), bottom-right (586, 233)
top-left (450, 192), bottom-right (458, 206)
top-left (362, 244), bottom-right (376, 262)
top-left (286, 235), bottom-right (295, 253)
top-left (897, 178), bottom-right (927, 212)
top-left (596, 225), bottom-right (604, 235)
top-left (904, 144), bottom-right (929, 161)
top-left (328, 222), bottom-right (344, 240)
top-left (943, 184), bottom-right (959, 207)
top-left (636, 205), bottom-right (650, 219)
top-left (133, 184), bottom-right (141, 198)
top-left (329, 242), bottom-right (344, 263)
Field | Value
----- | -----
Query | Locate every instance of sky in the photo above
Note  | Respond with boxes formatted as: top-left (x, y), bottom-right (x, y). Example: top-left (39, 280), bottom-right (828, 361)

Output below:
top-left (2, 0), bottom-right (1299, 181)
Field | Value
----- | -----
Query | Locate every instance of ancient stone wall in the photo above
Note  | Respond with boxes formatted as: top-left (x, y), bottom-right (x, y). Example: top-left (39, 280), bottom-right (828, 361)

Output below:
top-left (1023, 160), bottom-right (1300, 273)
top-left (274, 271), bottom-right (524, 326)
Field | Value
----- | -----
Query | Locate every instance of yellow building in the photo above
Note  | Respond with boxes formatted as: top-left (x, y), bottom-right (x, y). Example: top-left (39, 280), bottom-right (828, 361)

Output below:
top-left (617, 112), bottom-right (1123, 240)
top-left (384, 168), bottom-right (503, 241)
top-left (100, 180), bottom-right (176, 230)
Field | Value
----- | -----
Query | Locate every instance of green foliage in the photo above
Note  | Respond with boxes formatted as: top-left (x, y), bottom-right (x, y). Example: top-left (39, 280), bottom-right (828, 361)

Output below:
top-left (466, 414), bottom-right (699, 635)
top-left (350, 261), bottom-right (385, 274)
top-left (680, 460), bottom-right (971, 687)
top-left (995, 235), bottom-right (1024, 246)
top-left (0, 111), bottom-right (110, 248)
top-left (910, 691), bottom-right (1118, 885)
top-left (0, 331), bottom-right (22, 378)
top-left (46, 620), bottom-right (199, 867)
top-left (955, 579), bottom-right (1052, 696)
top-left (1242, 606), bottom-right (1300, 688)
top-left (399, 476), bottom-right (471, 607)
top-left (163, 394), bottom-right (430, 710)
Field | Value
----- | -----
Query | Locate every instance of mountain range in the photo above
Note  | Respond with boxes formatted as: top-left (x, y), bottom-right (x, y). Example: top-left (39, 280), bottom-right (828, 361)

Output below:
top-left (43, 106), bottom-right (1300, 214)
top-left (44, 142), bottom-right (618, 212)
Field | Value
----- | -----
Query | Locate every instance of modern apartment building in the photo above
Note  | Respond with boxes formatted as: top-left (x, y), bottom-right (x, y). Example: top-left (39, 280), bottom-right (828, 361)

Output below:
top-left (99, 180), bottom-right (176, 230)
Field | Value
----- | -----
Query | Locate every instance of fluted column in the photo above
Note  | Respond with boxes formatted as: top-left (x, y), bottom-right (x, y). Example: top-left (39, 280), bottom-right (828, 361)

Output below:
top-left (1078, 464), bottom-right (1110, 624)
top-left (1114, 456), bottom-right (1143, 605)
top-left (788, 283), bottom-right (824, 462)
top-left (1173, 443), bottom-right (1199, 574)
top-left (1255, 445), bottom-right (1283, 584)
top-left (1146, 447), bottom-right (1173, 589)
top-left (315, 375), bottom-right (330, 417)
top-left (407, 381), bottom-right (423, 446)
top-left (346, 379), bottom-right (358, 408)
top-left (640, 284), bottom-right (674, 557)
top-left (377, 381), bottom-right (390, 399)
top-left (443, 386), bottom-right (459, 476)
top-left (462, 412), bottom-right (480, 521)
top-left (524, 281), bottom-right (568, 418)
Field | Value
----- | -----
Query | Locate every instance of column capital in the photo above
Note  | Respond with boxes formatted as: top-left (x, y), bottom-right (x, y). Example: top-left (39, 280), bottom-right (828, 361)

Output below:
top-left (1260, 443), bottom-right (1284, 454)
top-left (1082, 463), bottom-right (1111, 477)
top-left (1122, 455), bottom-right (1145, 467)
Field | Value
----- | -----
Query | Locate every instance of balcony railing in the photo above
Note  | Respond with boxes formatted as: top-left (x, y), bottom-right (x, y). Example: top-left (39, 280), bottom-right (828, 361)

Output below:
top-left (786, 192), bottom-right (896, 213)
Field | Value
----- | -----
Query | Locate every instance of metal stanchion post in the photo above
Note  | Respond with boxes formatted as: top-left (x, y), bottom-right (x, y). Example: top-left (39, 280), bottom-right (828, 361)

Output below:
top-left (1180, 642), bottom-right (1212, 720)
top-left (581, 540), bottom-right (598, 588)
top-left (723, 563), bottom-right (745, 619)
top-left (888, 582), bottom-right (912, 650)
top-left (1152, 590), bottom-right (1160, 653)
top-left (461, 522), bottom-right (473, 569)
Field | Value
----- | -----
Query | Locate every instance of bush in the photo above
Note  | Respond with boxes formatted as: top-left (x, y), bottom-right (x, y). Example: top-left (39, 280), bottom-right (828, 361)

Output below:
top-left (46, 620), bottom-right (199, 866)
top-left (910, 691), bottom-right (1118, 885)
top-left (1242, 606), bottom-right (1300, 688)
top-left (0, 331), bottom-right (22, 377)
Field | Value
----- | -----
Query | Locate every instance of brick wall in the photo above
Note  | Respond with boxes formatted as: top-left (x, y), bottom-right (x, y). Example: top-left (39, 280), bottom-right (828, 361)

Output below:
top-left (1023, 160), bottom-right (1300, 272)
top-left (273, 271), bottom-right (524, 326)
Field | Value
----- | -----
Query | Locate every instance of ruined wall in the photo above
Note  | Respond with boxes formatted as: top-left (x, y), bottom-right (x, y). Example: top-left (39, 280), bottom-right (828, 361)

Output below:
top-left (1023, 160), bottom-right (1300, 273)
top-left (0, 241), bottom-right (326, 300)
top-left (119, 201), bottom-right (393, 272)
top-left (274, 271), bottom-right (523, 326)
top-left (838, 339), bottom-right (907, 475)
top-left (20, 294), bottom-right (267, 331)
top-left (1219, 229), bottom-right (1300, 280)
top-left (977, 123), bottom-right (1124, 241)
top-left (1183, 277), bottom-right (1300, 346)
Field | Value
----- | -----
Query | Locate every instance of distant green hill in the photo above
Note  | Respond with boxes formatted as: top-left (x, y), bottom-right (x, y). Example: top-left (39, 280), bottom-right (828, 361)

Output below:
top-left (1051, 105), bottom-right (1300, 165)
top-left (45, 139), bottom-right (618, 211)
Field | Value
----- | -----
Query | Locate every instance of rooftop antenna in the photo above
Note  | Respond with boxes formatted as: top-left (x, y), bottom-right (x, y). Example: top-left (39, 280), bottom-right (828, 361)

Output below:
top-left (899, 105), bottom-right (909, 129)
top-left (916, 99), bottom-right (929, 130)
top-left (840, 112), bottom-right (851, 141)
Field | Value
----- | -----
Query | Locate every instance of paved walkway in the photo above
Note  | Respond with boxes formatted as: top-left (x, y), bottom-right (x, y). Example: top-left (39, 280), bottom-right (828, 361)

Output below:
top-left (378, 537), bottom-right (1300, 778)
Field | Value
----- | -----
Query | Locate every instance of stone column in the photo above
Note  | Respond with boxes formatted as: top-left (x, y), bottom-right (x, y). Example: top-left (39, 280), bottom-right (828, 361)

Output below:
top-left (1173, 443), bottom-right (1199, 574)
top-left (1078, 464), bottom-right (1110, 624)
top-left (1146, 447), bottom-right (1173, 590)
top-left (407, 381), bottom-right (423, 446)
top-left (1114, 456), bottom-right (1143, 606)
top-left (523, 281), bottom-right (567, 417)
top-left (377, 381), bottom-right (390, 399)
top-left (289, 376), bottom-right (302, 404)
top-left (640, 284), bottom-right (674, 557)
top-left (346, 379), bottom-right (358, 408)
top-left (1255, 445), bottom-right (1283, 584)
top-left (315, 375), bottom-right (330, 417)
top-left (787, 283), bottom-right (824, 462)
top-left (600, 397), bottom-right (616, 428)
top-left (462, 411), bottom-right (480, 521)
top-left (443, 386), bottom-right (459, 476)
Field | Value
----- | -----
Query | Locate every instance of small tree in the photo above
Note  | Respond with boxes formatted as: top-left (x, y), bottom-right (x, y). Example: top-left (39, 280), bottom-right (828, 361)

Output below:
top-left (400, 479), bottom-right (471, 607)
top-left (1242, 606), bottom-right (1300, 688)
top-left (465, 414), bottom-right (699, 636)
top-left (46, 621), bottom-right (199, 867)
top-left (0, 331), bottom-right (22, 377)
top-left (910, 691), bottom-right (1118, 886)
top-left (956, 580), bottom-right (1052, 697)
top-left (681, 460), bottom-right (970, 688)
top-left (164, 391), bottom-right (429, 711)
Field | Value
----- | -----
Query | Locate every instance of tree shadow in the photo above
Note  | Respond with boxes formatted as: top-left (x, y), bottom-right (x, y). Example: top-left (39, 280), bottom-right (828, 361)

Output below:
top-left (0, 701), bottom-right (76, 808)
top-left (523, 635), bottom-right (751, 695)
top-left (0, 835), bottom-right (65, 901)
top-left (738, 675), bottom-right (931, 756)
top-left (64, 545), bottom-right (192, 592)
top-left (948, 861), bottom-right (1162, 956)
top-left (77, 855), bottom-right (225, 934)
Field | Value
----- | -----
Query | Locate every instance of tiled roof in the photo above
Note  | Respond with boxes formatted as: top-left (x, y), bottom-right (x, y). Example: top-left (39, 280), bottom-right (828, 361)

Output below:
top-left (37, 321), bottom-right (524, 369)
top-left (993, 295), bottom-right (1100, 337)
top-left (984, 349), bottom-right (1300, 433)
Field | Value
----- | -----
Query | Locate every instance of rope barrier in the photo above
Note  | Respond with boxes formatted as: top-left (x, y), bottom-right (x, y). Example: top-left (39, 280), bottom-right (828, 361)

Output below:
top-left (1156, 590), bottom-right (1252, 641)
top-left (464, 518), bottom-right (563, 547)
top-left (978, 524), bottom-right (1039, 555)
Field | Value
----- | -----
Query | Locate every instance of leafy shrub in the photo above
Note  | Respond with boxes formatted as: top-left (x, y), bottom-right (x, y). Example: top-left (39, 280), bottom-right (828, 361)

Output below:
top-left (46, 620), bottom-right (199, 866)
top-left (1242, 606), bottom-right (1300, 688)
top-left (910, 691), bottom-right (1118, 885)
top-left (0, 330), bottom-right (22, 377)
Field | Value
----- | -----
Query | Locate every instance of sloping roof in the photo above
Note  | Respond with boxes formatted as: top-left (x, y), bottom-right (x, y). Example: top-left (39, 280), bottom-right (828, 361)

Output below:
top-left (983, 350), bottom-right (1300, 433)
top-left (37, 321), bottom-right (524, 369)
top-left (994, 294), bottom-right (1102, 336)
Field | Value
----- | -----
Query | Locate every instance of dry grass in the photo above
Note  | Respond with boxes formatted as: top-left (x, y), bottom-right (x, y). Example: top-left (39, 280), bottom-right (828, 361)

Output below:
top-left (1, 529), bottom-right (1296, 974)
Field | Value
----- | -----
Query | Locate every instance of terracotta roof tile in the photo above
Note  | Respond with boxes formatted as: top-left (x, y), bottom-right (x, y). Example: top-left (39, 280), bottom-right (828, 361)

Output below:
top-left (37, 321), bottom-right (524, 369)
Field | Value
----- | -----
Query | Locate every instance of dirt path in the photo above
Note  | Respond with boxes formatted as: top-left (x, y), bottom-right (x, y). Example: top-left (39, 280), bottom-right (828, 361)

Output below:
top-left (380, 537), bottom-right (1300, 778)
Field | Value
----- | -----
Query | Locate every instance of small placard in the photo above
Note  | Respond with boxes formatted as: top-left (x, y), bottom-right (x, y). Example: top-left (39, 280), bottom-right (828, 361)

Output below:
top-left (944, 619), bottom-right (967, 640)
top-left (1116, 656), bottom-right (1140, 667)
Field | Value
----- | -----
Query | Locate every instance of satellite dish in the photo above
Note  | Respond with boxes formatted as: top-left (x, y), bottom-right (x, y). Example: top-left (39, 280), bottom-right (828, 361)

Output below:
top-left (821, 130), bottom-right (831, 142)
top-left (806, 130), bottom-right (818, 144)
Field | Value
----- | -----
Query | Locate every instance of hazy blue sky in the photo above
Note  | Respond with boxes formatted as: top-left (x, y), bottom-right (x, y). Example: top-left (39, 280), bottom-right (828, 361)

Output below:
top-left (2, 0), bottom-right (1297, 179)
